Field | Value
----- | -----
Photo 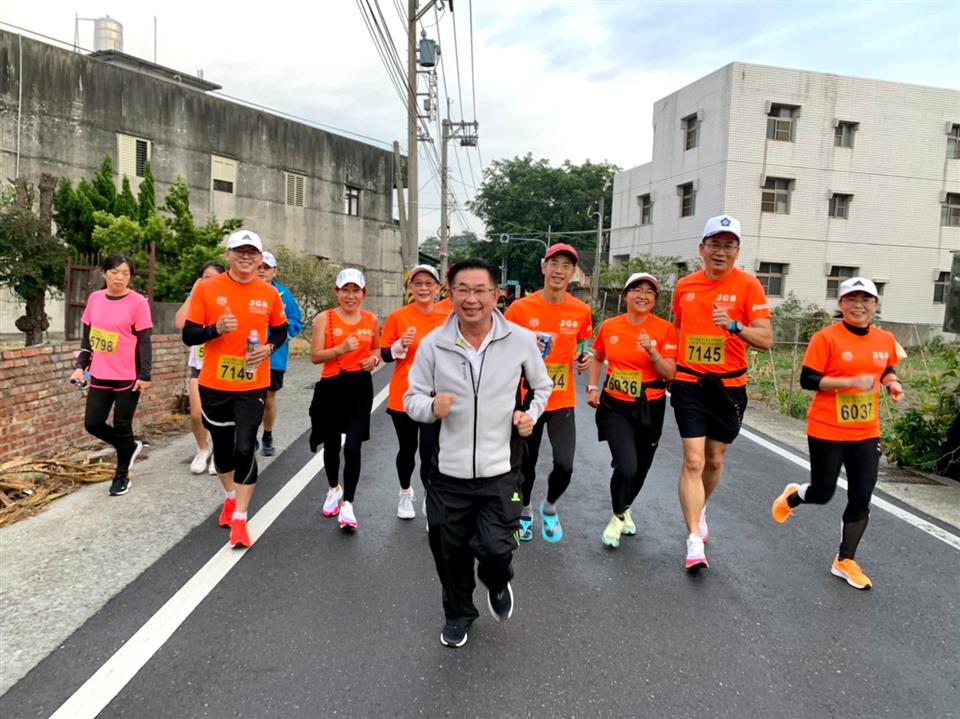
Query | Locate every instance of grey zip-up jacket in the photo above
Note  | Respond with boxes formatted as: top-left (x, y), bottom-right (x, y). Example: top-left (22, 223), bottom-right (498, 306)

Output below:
top-left (404, 311), bottom-right (552, 480)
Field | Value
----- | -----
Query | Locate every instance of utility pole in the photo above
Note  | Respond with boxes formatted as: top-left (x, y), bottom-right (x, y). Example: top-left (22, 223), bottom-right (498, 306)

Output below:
top-left (393, 141), bottom-right (408, 264)
top-left (439, 119), bottom-right (479, 278)
top-left (406, 0), bottom-right (419, 270)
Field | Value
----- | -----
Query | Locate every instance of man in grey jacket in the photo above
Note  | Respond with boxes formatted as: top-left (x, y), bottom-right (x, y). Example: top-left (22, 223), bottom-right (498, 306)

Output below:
top-left (405, 258), bottom-right (553, 648)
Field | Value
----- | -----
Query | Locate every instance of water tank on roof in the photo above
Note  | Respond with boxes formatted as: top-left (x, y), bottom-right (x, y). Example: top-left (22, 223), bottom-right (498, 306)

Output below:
top-left (94, 17), bottom-right (123, 52)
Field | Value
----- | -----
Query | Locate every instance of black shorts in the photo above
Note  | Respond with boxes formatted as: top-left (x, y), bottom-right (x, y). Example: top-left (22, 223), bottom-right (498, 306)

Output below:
top-left (198, 386), bottom-right (267, 429)
top-left (269, 369), bottom-right (285, 392)
top-left (189, 367), bottom-right (200, 379)
top-left (671, 379), bottom-right (747, 444)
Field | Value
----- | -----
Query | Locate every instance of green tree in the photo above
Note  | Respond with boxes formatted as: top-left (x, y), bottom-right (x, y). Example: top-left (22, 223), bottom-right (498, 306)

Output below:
top-left (466, 155), bottom-right (619, 291)
top-left (0, 175), bottom-right (68, 345)
top-left (771, 292), bottom-right (831, 343)
top-left (91, 156), bottom-right (117, 213)
top-left (53, 177), bottom-right (97, 255)
top-left (271, 246), bottom-right (338, 330)
top-left (115, 176), bottom-right (139, 220)
top-left (597, 254), bottom-right (695, 320)
top-left (419, 232), bottom-right (476, 264)
top-left (137, 162), bottom-right (156, 225)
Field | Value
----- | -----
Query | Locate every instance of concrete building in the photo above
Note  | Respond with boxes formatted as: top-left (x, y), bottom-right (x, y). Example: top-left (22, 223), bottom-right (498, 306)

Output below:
top-left (610, 62), bottom-right (960, 329)
top-left (0, 29), bottom-right (405, 331)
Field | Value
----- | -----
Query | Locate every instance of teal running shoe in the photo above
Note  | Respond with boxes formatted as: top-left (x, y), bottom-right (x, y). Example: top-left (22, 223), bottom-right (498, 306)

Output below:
top-left (539, 502), bottom-right (563, 543)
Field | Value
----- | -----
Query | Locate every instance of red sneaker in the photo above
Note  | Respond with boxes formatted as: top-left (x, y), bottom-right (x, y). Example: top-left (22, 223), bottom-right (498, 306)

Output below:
top-left (229, 518), bottom-right (252, 548)
top-left (218, 497), bottom-right (236, 528)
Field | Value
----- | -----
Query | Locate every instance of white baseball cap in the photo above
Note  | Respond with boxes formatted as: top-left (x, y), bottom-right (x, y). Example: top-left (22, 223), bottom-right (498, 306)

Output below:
top-left (226, 230), bottom-right (263, 252)
top-left (408, 264), bottom-right (440, 283)
top-left (336, 268), bottom-right (366, 289)
top-left (838, 277), bottom-right (879, 299)
top-left (623, 272), bottom-right (661, 293)
top-left (261, 251), bottom-right (278, 268)
top-left (703, 215), bottom-right (742, 242)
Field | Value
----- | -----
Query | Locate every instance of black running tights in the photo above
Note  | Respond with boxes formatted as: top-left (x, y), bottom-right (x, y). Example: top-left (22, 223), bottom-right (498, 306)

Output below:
top-left (84, 387), bottom-right (140, 474)
top-left (324, 431), bottom-right (363, 502)
top-left (388, 409), bottom-right (437, 491)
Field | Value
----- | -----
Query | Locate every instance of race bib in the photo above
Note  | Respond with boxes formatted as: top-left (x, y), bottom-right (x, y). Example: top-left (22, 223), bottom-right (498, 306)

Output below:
top-left (546, 363), bottom-right (570, 392)
top-left (217, 355), bottom-right (248, 383)
top-left (836, 392), bottom-right (875, 424)
top-left (607, 368), bottom-right (643, 398)
top-left (89, 326), bottom-right (119, 353)
top-left (196, 344), bottom-right (205, 361)
top-left (685, 335), bottom-right (725, 365)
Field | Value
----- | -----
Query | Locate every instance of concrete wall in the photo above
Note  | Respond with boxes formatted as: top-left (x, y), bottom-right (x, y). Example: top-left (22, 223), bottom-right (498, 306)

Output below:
top-left (0, 31), bottom-right (404, 330)
top-left (611, 62), bottom-right (960, 327)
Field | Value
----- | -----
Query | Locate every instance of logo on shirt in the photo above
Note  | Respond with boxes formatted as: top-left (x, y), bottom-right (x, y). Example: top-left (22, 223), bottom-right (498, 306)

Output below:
top-left (609, 336), bottom-right (620, 345)
top-left (333, 327), bottom-right (344, 337)
top-left (842, 351), bottom-right (854, 362)
top-left (873, 351), bottom-right (889, 366)
top-left (716, 293), bottom-right (737, 303)
top-left (216, 296), bottom-right (228, 306)
top-left (558, 319), bottom-right (579, 328)
top-left (248, 298), bottom-right (270, 315)
top-left (529, 318), bottom-right (541, 328)
top-left (684, 292), bottom-right (695, 302)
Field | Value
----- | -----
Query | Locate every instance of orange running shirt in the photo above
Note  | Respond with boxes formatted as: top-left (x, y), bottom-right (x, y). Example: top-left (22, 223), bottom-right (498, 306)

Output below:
top-left (505, 291), bottom-right (593, 411)
top-left (803, 322), bottom-right (898, 441)
top-left (186, 272), bottom-right (286, 392)
top-left (321, 309), bottom-right (378, 378)
top-left (592, 314), bottom-right (678, 402)
top-left (672, 268), bottom-right (771, 387)
top-left (381, 302), bottom-right (452, 412)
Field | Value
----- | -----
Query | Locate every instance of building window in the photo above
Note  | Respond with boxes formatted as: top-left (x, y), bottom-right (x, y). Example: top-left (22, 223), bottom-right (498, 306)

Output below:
top-left (826, 265), bottom-right (859, 299)
top-left (761, 177), bottom-right (792, 214)
top-left (873, 281), bottom-right (886, 297)
top-left (942, 193), bottom-right (960, 226)
top-left (211, 155), bottom-right (237, 194)
top-left (678, 183), bottom-right (695, 217)
top-left (834, 121), bottom-right (858, 148)
top-left (682, 113), bottom-right (699, 150)
top-left (344, 185), bottom-right (361, 216)
top-left (285, 172), bottom-right (305, 207)
top-left (613, 254), bottom-right (630, 265)
top-left (757, 262), bottom-right (787, 298)
top-left (947, 124), bottom-right (960, 160)
top-left (638, 194), bottom-right (652, 225)
top-left (934, 271), bottom-right (950, 303)
top-left (766, 104), bottom-right (798, 142)
top-left (829, 193), bottom-right (853, 219)
top-left (116, 133), bottom-right (152, 179)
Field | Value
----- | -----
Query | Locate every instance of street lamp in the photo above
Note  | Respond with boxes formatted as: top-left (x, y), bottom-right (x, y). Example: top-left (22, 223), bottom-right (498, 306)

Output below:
top-left (498, 233), bottom-right (548, 251)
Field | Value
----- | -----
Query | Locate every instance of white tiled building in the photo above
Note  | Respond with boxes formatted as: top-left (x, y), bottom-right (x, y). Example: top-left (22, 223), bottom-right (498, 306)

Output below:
top-left (610, 63), bottom-right (960, 327)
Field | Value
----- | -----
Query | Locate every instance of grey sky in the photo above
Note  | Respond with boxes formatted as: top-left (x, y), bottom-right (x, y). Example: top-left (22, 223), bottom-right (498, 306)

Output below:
top-left (4, 1), bottom-right (958, 241)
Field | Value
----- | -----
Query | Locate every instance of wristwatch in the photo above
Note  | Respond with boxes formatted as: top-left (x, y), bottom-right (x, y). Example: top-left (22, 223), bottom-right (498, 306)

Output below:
top-left (729, 320), bottom-right (743, 334)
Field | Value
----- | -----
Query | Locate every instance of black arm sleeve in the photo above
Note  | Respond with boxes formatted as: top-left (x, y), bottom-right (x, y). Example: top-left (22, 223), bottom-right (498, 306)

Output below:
top-left (267, 322), bottom-right (288, 349)
top-left (182, 320), bottom-right (219, 347)
top-left (135, 328), bottom-right (153, 380)
top-left (75, 323), bottom-right (92, 369)
top-left (800, 365), bottom-right (823, 391)
top-left (381, 347), bottom-right (395, 363)
top-left (881, 365), bottom-right (897, 379)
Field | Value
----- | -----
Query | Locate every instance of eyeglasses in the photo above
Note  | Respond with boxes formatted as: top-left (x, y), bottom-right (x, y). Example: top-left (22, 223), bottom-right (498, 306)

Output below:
top-left (230, 248), bottom-right (262, 258)
top-left (626, 287), bottom-right (657, 297)
top-left (703, 241), bottom-right (739, 253)
top-left (451, 286), bottom-right (497, 298)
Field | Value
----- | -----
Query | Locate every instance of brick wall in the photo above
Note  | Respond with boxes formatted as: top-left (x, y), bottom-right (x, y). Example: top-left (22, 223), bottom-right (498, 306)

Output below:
top-left (0, 335), bottom-right (189, 463)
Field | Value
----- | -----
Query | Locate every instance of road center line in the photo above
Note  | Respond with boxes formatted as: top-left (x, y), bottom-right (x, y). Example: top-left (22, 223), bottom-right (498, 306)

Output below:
top-left (50, 384), bottom-right (391, 719)
top-left (740, 426), bottom-right (960, 552)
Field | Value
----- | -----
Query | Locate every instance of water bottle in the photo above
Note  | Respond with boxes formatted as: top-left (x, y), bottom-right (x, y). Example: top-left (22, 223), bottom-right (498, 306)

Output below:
top-left (244, 330), bottom-right (260, 379)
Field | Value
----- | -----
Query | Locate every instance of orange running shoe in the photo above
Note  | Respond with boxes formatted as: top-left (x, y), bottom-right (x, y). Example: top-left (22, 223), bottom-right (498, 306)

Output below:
top-left (229, 518), bottom-right (252, 548)
top-left (218, 497), bottom-right (236, 528)
top-left (831, 556), bottom-right (872, 590)
top-left (771, 483), bottom-right (801, 524)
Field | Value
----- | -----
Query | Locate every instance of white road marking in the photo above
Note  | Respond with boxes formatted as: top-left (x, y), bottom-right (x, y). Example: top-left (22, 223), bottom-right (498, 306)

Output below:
top-left (740, 426), bottom-right (960, 552)
top-left (50, 383), bottom-right (391, 719)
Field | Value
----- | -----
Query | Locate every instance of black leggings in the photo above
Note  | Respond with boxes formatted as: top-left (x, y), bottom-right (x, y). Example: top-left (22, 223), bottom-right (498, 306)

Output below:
top-left (207, 423), bottom-right (260, 485)
top-left (324, 432), bottom-right (364, 502)
top-left (84, 386), bottom-right (140, 474)
top-left (800, 436), bottom-right (880, 559)
top-left (597, 393), bottom-right (666, 515)
top-left (519, 408), bottom-right (576, 506)
top-left (388, 409), bottom-right (438, 491)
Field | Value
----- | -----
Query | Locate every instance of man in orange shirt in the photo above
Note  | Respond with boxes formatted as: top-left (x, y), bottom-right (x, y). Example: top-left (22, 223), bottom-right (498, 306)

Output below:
top-left (671, 215), bottom-right (772, 572)
top-left (505, 243), bottom-right (592, 543)
top-left (182, 230), bottom-right (288, 548)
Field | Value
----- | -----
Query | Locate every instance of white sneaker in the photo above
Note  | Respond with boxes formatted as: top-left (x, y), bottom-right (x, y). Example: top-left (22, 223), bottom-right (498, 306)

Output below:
top-left (339, 500), bottom-right (358, 530)
top-left (397, 490), bottom-right (416, 519)
top-left (208, 455), bottom-right (218, 475)
top-left (685, 533), bottom-right (709, 572)
top-left (190, 448), bottom-right (211, 474)
top-left (699, 508), bottom-right (709, 543)
top-left (323, 486), bottom-right (343, 517)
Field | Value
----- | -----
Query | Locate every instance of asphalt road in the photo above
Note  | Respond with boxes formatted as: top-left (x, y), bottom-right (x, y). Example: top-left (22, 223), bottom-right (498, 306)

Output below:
top-left (2, 369), bottom-right (958, 718)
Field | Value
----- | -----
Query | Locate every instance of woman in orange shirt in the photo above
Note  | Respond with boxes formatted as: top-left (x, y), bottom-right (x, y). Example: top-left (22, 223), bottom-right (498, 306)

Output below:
top-left (380, 264), bottom-right (450, 520)
top-left (772, 277), bottom-right (904, 590)
top-left (309, 269), bottom-right (381, 531)
top-left (587, 273), bottom-right (678, 548)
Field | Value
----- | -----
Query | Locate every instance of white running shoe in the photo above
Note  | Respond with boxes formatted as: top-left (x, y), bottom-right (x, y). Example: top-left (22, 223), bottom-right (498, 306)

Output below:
top-left (699, 508), bottom-right (709, 543)
top-left (208, 455), bottom-right (218, 475)
top-left (323, 486), bottom-right (343, 517)
top-left (339, 500), bottom-right (358, 530)
top-left (685, 533), bottom-right (709, 573)
top-left (190, 448), bottom-right (211, 474)
top-left (397, 490), bottom-right (416, 519)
